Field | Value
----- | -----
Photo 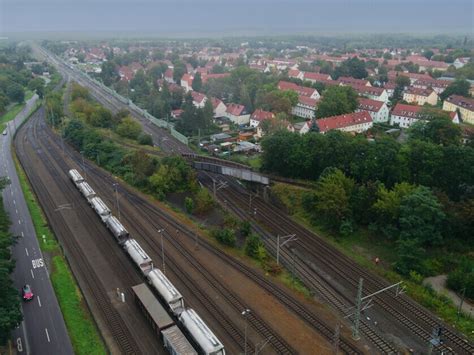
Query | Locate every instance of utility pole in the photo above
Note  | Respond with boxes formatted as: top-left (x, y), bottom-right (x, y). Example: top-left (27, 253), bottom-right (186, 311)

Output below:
top-left (291, 248), bottom-right (296, 284)
top-left (158, 229), bottom-right (165, 273)
top-left (112, 183), bottom-right (121, 220)
top-left (457, 288), bottom-right (466, 321)
top-left (334, 322), bottom-right (340, 355)
top-left (80, 151), bottom-right (87, 178)
top-left (276, 234), bottom-right (297, 265)
top-left (248, 192), bottom-right (253, 215)
top-left (241, 309), bottom-right (251, 355)
top-left (352, 278), bottom-right (363, 340)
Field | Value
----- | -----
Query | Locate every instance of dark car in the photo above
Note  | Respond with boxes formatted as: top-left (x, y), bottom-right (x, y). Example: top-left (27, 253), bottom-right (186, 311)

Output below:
top-left (22, 284), bottom-right (34, 301)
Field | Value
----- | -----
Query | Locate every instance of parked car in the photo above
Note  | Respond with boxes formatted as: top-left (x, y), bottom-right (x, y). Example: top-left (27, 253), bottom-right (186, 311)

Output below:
top-left (22, 284), bottom-right (34, 301)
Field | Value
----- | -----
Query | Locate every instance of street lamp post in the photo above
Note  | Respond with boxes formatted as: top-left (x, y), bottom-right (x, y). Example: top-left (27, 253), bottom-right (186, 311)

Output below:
top-left (241, 309), bottom-right (251, 355)
top-left (158, 229), bottom-right (165, 273)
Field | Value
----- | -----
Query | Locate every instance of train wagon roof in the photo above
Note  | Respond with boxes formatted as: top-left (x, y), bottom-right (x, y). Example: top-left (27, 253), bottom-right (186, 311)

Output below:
top-left (68, 169), bottom-right (84, 182)
top-left (106, 215), bottom-right (127, 233)
top-left (162, 325), bottom-right (197, 355)
top-left (124, 239), bottom-right (152, 263)
top-left (180, 309), bottom-right (224, 354)
top-left (131, 283), bottom-right (174, 330)
top-left (78, 182), bottom-right (95, 196)
top-left (148, 269), bottom-right (183, 304)
top-left (90, 197), bottom-right (111, 215)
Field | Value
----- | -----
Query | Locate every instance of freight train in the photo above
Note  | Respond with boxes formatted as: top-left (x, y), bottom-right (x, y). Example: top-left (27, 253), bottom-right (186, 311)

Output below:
top-left (68, 169), bottom-right (225, 355)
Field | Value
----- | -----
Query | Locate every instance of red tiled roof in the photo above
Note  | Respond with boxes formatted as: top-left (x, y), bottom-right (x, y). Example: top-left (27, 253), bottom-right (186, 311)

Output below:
top-left (181, 73), bottom-right (193, 86)
top-left (210, 97), bottom-right (225, 110)
top-left (446, 95), bottom-right (474, 112)
top-left (191, 91), bottom-right (206, 104)
top-left (404, 87), bottom-right (435, 97)
top-left (226, 103), bottom-right (246, 116)
top-left (298, 95), bottom-right (318, 107)
top-left (164, 68), bottom-right (173, 78)
top-left (351, 84), bottom-right (385, 97)
top-left (317, 111), bottom-right (372, 133)
top-left (251, 109), bottom-right (274, 122)
top-left (303, 72), bottom-right (331, 81)
top-left (412, 79), bottom-right (450, 89)
top-left (288, 69), bottom-right (301, 78)
top-left (357, 98), bottom-right (384, 112)
top-left (202, 73), bottom-right (230, 84)
top-left (338, 76), bottom-right (370, 86)
top-left (278, 81), bottom-right (317, 97)
top-left (392, 103), bottom-right (458, 121)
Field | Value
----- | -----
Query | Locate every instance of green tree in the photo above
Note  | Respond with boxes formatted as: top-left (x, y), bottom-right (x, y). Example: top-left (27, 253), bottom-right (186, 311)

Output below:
top-left (395, 75), bottom-right (410, 88)
top-left (89, 106), bottom-right (113, 128)
top-left (193, 187), bottom-right (214, 214)
top-left (316, 85), bottom-right (358, 118)
top-left (395, 237), bottom-right (425, 276)
top-left (409, 110), bottom-right (461, 146)
top-left (399, 186), bottom-right (445, 247)
top-left (71, 83), bottom-right (90, 101)
top-left (333, 57), bottom-right (368, 79)
top-left (115, 116), bottom-right (142, 140)
top-left (6, 83), bottom-right (25, 103)
top-left (192, 72), bottom-right (202, 92)
top-left (312, 168), bottom-right (355, 230)
top-left (212, 228), bottom-right (236, 247)
top-left (439, 79), bottom-right (470, 101)
top-left (184, 197), bottom-right (194, 214)
top-left (28, 77), bottom-right (45, 98)
top-left (423, 49), bottom-right (434, 60)
top-left (245, 234), bottom-right (267, 261)
top-left (100, 61), bottom-right (119, 86)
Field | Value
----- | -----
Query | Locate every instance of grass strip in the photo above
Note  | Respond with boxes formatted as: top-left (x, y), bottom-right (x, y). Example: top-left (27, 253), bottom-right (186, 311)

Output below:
top-left (13, 146), bottom-right (106, 354)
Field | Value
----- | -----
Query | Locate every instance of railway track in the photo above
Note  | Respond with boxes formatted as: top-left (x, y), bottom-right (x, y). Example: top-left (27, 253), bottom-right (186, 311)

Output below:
top-left (211, 174), bottom-right (474, 355)
top-left (199, 172), bottom-right (396, 354)
top-left (35, 108), bottom-right (363, 354)
top-left (32, 110), bottom-right (295, 354)
top-left (15, 108), bottom-right (142, 354)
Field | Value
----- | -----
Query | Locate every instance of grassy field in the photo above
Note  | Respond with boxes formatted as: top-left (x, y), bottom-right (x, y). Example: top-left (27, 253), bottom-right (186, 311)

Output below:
top-left (271, 182), bottom-right (474, 340)
top-left (13, 153), bottom-right (106, 354)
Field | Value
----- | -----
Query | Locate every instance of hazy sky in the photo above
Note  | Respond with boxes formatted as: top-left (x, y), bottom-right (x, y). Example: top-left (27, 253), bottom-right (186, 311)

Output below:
top-left (1, 0), bottom-right (473, 37)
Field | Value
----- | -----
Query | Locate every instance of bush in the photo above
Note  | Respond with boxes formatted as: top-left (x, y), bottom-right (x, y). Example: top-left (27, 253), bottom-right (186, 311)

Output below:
top-left (115, 116), bottom-right (142, 140)
top-left (240, 221), bottom-right (251, 237)
top-left (446, 258), bottom-right (474, 300)
top-left (137, 133), bottom-right (153, 146)
top-left (245, 233), bottom-right (267, 261)
top-left (184, 197), bottom-right (194, 214)
top-left (193, 188), bottom-right (214, 214)
top-left (212, 228), bottom-right (236, 247)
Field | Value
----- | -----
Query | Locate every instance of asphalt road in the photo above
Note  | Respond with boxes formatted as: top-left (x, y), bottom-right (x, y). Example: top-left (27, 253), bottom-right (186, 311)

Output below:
top-left (1, 96), bottom-right (73, 355)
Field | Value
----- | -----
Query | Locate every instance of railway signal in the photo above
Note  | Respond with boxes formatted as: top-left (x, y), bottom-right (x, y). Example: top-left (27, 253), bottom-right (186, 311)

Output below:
top-left (241, 309), bottom-right (251, 355)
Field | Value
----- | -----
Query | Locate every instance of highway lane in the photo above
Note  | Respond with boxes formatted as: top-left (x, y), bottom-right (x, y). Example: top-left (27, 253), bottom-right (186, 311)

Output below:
top-left (1, 96), bottom-right (73, 355)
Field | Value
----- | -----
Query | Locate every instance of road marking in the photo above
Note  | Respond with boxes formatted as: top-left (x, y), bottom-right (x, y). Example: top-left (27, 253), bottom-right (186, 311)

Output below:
top-left (30, 269), bottom-right (34, 279)
top-left (45, 328), bottom-right (50, 342)
top-left (37, 296), bottom-right (42, 307)
top-left (16, 209), bottom-right (18, 214)
top-left (13, 199), bottom-right (16, 205)
top-left (21, 231), bottom-right (24, 237)
top-left (18, 219), bottom-right (21, 225)
top-left (25, 248), bottom-right (29, 256)
top-left (16, 337), bottom-right (23, 352)
top-left (32, 258), bottom-right (44, 269)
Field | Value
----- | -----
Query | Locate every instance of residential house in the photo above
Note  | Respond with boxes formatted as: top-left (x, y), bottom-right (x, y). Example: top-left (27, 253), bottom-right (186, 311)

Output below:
top-left (191, 91), bottom-right (207, 108)
top-left (338, 76), bottom-right (372, 87)
top-left (287, 121), bottom-right (311, 135)
top-left (443, 95), bottom-right (474, 124)
top-left (201, 73), bottom-right (230, 84)
top-left (302, 72), bottom-right (332, 84)
top-left (403, 87), bottom-right (438, 106)
top-left (387, 71), bottom-right (432, 85)
top-left (293, 96), bottom-right (317, 119)
top-left (356, 98), bottom-right (390, 123)
top-left (317, 111), bottom-right (373, 134)
top-left (453, 57), bottom-right (470, 69)
top-left (211, 97), bottom-right (227, 117)
top-left (412, 79), bottom-right (450, 95)
top-left (351, 84), bottom-right (389, 103)
top-left (249, 109), bottom-right (275, 128)
top-left (288, 69), bottom-right (304, 80)
top-left (390, 103), bottom-right (459, 128)
top-left (383, 82), bottom-right (397, 98)
top-left (164, 68), bottom-right (174, 83)
top-left (180, 73), bottom-right (194, 92)
top-left (278, 81), bottom-right (320, 99)
top-left (225, 103), bottom-right (250, 125)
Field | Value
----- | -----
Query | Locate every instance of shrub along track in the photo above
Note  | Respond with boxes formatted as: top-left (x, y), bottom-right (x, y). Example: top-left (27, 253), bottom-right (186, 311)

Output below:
top-left (34, 107), bottom-right (365, 354)
top-left (15, 107), bottom-right (159, 354)
top-left (206, 173), bottom-right (474, 355)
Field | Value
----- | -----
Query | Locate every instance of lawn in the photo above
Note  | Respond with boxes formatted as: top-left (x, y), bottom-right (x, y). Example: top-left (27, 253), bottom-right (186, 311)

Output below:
top-left (13, 153), bottom-right (106, 354)
top-left (0, 91), bottom-right (35, 133)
